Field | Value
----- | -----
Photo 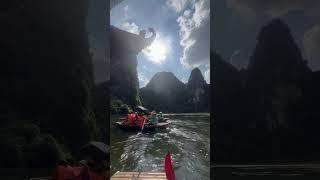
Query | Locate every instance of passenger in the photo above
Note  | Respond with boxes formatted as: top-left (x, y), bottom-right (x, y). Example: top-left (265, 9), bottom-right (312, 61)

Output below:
top-left (131, 112), bottom-right (138, 125)
top-left (149, 110), bottom-right (158, 124)
top-left (158, 112), bottom-right (164, 121)
top-left (136, 113), bottom-right (145, 127)
top-left (127, 112), bottom-right (136, 125)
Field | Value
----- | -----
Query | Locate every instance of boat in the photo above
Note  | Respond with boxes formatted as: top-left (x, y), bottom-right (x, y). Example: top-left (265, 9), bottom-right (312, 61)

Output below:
top-left (111, 151), bottom-right (175, 180)
top-left (113, 121), bottom-right (170, 132)
top-left (110, 171), bottom-right (166, 179)
top-left (114, 106), bottom-right (171, 132)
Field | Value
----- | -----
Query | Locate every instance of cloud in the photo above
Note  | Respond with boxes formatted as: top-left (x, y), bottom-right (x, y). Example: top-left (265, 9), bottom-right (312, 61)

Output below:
top-left (138, 72), bottom-right (149, 87)
top-left (303, 25), bottom-right (320, 71)
top-left (181, 76), bottom-right (188, 83)
top-left (174, 0), bottom-right (210, 68)
top-left (166, 0), bottom-right (191, 13)
top-left (204, 66), bottom-right (210, 84)
top-left (120, 21), bottom-right (140, 34)
top-left (119, 5), bottom-right (140, 34)
top-left (226, 0), bottom-right (320, 21)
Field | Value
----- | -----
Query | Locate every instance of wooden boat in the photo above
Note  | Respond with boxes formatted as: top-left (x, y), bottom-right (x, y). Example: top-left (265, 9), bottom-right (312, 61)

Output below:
top-left (110, 171), bottom-right (166, 180)
top-left (113, 121), bottom-right (170, 132)
top-left (111, 151), bottom-right (175, 180)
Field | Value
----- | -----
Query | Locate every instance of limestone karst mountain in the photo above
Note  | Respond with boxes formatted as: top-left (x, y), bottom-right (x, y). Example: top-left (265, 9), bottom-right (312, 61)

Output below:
top-left (187, 68), bottom-right (210, 112)
top-left (246, 18), bottom-right (310, 131)
top-left (212, 18), bottom-right (320, 162)
top-left (140, 69), bottom-right (209, 113)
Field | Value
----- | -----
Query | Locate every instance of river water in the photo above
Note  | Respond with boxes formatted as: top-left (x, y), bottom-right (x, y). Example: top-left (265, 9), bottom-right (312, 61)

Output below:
top-left (110, 113), bottom-right (210, 179)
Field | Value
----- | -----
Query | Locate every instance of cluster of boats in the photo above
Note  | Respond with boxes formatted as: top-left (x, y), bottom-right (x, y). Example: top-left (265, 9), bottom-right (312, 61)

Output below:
top-left (113, 106), bottom-right (171, 132)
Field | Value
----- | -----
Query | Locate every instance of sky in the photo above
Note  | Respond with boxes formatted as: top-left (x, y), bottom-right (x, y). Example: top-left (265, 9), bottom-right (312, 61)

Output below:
top-left (87, 0), bottom-right (320, 84)
top-left (111, 0), bottom-right (210, 87)
top-left (213, 0), bottom-right (320, 71)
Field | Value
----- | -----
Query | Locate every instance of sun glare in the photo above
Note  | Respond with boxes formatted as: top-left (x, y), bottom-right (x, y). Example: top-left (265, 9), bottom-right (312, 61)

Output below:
top-left (143, 35), bottom-right (170, 64)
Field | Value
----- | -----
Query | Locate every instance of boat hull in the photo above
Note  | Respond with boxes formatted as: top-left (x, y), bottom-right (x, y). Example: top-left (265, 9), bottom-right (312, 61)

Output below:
top-left (113, 122), bottom-right (170, 132)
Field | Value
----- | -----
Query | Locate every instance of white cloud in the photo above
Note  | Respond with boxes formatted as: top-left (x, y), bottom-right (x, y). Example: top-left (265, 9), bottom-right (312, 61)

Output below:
top-left (303, 25), bottom-right (320, 71)
top-left (119, 5), bottom-right (141, 34)
top-left (204, 65), bottom-right (210, 84)
top-left (120, 21), bottom-right (140, 34)
top-left (166, 0), bottom-right (191, 13)
top-left (175, 0), bottom-right (210, 68)
top-left (138, 72), bottom-right (149, 87)
top-left (181, 76), bottom-right (188, 83)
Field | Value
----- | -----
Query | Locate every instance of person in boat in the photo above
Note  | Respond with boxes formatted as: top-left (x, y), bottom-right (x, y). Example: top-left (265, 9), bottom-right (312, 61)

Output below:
top-left (126, 112), bottom-right (136, 125)
top-left (134, 111), bottom-right (146, 127)
top-left (148, 110), bottom-right (158, 124)
top-left (55, 142), bottom-right (109, 180)
top-left (124, 106), bottom-right (150, 127)
top-left (158, 112), bottom-right (164, 121)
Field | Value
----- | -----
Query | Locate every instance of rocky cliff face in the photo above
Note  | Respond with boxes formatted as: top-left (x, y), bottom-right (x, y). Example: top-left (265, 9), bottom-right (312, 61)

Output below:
top-left (212, 18), bottom-right (320, 162)
top-left (94, 81), bottom-right (109, 144)
top-left (110, 26), bottom-right (144, 108)
top-left (246, 19), bottom-right (310, 131)
top-left (110, 52), bottom-right (140, 107)
top-left (187, 68), bottom-right (210, 112)
top-left (140, 69), bottom-right (209, 113)
top-left (211, 51), bottom-right (246, 161)
top-left (1, 0), bottom-right (98, 168)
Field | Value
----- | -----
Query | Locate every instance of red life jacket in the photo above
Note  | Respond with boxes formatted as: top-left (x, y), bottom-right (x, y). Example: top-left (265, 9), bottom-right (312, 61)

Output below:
top-left (136, 115), bottom-right (145, 127)
top-left (55, 165), bottom-right (84, 180)
top-left (127, 113), bottom-right (136, 124)
top-left (55, 165), bottom-right (105, 180)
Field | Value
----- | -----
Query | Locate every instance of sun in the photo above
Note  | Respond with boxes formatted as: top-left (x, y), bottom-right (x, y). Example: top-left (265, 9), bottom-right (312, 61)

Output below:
top-left (143, 35), bottom-right (170, 64)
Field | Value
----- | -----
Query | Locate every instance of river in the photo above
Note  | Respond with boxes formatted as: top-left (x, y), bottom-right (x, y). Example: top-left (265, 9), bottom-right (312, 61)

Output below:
top-left (110, 113), bottom-right (210, 179)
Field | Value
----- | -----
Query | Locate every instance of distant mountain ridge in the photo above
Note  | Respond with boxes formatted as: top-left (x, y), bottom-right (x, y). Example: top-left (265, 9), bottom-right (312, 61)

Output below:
top-left (140, 68), bottom-right (209, 113)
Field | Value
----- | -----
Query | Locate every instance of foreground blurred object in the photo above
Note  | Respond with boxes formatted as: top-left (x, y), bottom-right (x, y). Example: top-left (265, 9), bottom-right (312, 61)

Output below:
top-left (110, 151), bottom-right (172, 179)
top-left (29, 141), bottom-right (109, 180)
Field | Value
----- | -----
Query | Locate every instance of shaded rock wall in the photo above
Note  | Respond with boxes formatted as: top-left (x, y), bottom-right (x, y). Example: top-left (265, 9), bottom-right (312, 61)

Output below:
top-left (212, 18), bottom-right (320, 162)
top-left (110, 26), bottom-right (141, 108)
top-left (246, 19), bottom-right (310, 131)
top-left (187, 68), bottom-right (210, 112)
top-left (1, 0), bottom-right (98, 160)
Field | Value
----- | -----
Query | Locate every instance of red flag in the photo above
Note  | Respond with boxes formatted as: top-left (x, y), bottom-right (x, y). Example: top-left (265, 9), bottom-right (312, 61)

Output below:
top-left (164, 151), bottom-right (175, 180)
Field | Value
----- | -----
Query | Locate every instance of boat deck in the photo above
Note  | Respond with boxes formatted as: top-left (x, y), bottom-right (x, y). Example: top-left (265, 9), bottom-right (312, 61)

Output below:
top-left (111, 171), bottom-right (167, 180)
